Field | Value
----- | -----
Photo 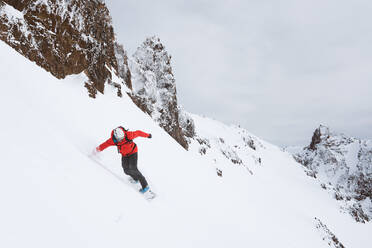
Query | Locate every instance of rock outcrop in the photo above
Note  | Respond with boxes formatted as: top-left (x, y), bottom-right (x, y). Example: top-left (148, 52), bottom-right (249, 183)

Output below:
top-left (294, 125), bottom-right (372, 222)
top-left (0, 1), bottom-right (191, 150)
top-left (0, 0), bottom-right (131, 96)
top-left (129, 36), bottom-right (191, 149)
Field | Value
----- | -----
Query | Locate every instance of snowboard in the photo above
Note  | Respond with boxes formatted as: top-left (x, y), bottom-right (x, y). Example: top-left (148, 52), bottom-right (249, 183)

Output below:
top-left (143, 190), bottom-right (157, 201)
top-left (128, 178), bottom-right (157, 201)
top-left (88, 154), bottom-right (157, 201)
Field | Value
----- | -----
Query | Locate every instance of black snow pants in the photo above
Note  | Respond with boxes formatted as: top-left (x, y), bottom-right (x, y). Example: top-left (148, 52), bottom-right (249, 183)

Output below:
top-left (121, 152), bottom-right (148, 190)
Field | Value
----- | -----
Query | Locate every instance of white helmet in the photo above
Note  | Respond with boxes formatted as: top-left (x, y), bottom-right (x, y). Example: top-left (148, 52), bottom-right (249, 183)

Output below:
top-left (113, 127), bottom-right (125, 142)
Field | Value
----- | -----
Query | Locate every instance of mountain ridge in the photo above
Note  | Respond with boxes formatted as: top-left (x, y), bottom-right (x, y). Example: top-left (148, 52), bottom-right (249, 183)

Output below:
top-left (1, 2), bottom-right (372, 247)
top-left (1, 28), bottom-right (372, 248)
top-left (292, 125), bottom-right (372, 223)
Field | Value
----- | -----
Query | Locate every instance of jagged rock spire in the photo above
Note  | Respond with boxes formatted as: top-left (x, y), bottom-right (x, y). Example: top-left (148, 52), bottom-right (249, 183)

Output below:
top-left (309, 125), bottom-right (330, 150)
top-left (129, 36), bottom-right (191, 149)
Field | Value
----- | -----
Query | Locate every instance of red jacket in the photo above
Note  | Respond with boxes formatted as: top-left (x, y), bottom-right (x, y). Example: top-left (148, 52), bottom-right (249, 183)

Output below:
top-left (97, 130), bottom-right (150, 157)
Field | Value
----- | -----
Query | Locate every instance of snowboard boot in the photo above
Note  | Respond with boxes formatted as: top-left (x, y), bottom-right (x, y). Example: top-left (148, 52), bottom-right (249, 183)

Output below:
top-left (139, 186), bottom-right (150, 193)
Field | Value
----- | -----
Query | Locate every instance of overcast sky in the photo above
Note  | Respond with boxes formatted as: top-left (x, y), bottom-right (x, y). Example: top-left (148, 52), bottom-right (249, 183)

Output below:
top-left (105, 0), bottom-right (372, 147)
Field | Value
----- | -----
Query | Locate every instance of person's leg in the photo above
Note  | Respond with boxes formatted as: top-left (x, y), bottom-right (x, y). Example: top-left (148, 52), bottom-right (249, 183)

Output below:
top-left (127, 153), bottom-right (148, 190)
top-left (121, 155), bottom-right (134, 179)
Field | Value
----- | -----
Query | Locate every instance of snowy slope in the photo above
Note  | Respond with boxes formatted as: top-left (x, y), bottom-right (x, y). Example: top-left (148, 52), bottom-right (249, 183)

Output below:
top-left (0, 41), bottom-right (371, 248)
top-left (188, 113), bottom-right (266, 177)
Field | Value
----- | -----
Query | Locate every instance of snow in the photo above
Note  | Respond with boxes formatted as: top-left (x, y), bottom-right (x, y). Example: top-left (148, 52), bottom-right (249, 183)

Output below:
top-left (0, 40), bottom-right (371, 248)
top-left (188, 112), bottom-right (269, 176)
top-left (0, 3), bottom-right (24, 20)
top-left (31, 0), bottom-right (52, 13)
top-left (344, 142), bottom-right (360, 174)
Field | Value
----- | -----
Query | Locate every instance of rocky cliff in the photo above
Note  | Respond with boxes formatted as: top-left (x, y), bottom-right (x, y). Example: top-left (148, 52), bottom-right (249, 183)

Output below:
top-left (0, 0), bottom-right (131, 96)
top-left (129, 36), bottom-right (191, 149)
top-left (0, 0), bottom-right (270, 153)
top-left (0, 1), bottom-right (191, 150)
top-left (293, 125), bottom-right (372, 222)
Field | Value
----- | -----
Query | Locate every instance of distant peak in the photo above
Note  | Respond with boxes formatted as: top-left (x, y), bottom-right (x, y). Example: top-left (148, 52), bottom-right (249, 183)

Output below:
top-left (309, 125), bottom-right (330, 150)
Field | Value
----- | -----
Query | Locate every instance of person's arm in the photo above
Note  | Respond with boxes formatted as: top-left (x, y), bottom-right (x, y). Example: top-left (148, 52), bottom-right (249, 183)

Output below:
top-left (96, 138), bottom-right (115, 152)
top-left (127, 130), bottom-right (151, 140)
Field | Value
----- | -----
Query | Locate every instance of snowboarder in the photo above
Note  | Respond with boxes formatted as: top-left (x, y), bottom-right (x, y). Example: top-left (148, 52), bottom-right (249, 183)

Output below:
top-left (94, 126), bottom-right (154, 197)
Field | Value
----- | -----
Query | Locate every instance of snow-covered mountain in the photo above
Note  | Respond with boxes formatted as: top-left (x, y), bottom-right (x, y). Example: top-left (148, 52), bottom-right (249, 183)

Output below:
top-left (292, 125), bottom-right (372, 223)
top-left (4, 40), bottom-right (372, 248)
top-left (127, 36), bottom-right (269, 175)
top-left (0, 1), bottom-right (190, 150)
top-left (1, 1), bottom-right (372, 247)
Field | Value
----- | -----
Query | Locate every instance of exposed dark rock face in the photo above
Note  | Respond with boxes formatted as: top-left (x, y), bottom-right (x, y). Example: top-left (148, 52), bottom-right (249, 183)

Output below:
top-left (294, 125), bottom-right (372, 223)
top-left (309, 127), bottom-right (322, 150)
top-left (129, 36), bottom-right (191, 149)
top-left (0, 0), bottom-right (131, 96)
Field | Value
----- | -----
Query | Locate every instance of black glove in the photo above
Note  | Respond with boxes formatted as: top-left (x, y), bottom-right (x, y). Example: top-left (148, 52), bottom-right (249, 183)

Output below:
top-left (148, 134), bottom-right (152, 138)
